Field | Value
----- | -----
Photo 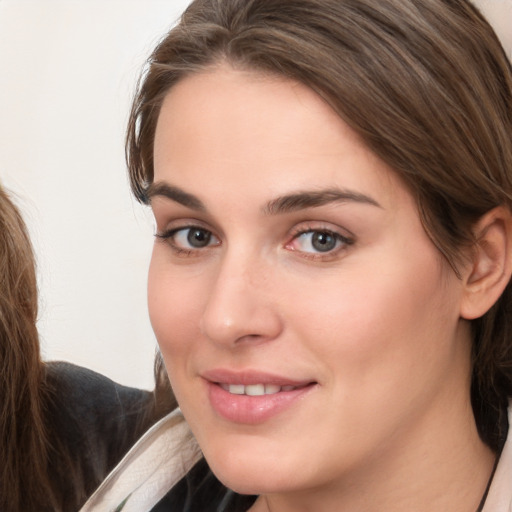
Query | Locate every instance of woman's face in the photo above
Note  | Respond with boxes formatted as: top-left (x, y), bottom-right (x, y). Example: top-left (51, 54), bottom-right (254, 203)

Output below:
top-left (149, 66), bottom-right (472, 497)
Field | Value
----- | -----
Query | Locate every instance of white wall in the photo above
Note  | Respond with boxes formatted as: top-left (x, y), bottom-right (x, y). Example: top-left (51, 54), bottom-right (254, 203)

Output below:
top-left (0, 1), bottom-right (189, 389)
top-left (0, 0), bottom-right (510, 390)
top-left (478, 0), bottom-right (512, 60)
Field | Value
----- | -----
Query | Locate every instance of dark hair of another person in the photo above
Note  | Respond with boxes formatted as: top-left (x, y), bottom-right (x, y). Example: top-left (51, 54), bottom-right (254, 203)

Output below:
top-left (126, 0), bottom-right (512, 452)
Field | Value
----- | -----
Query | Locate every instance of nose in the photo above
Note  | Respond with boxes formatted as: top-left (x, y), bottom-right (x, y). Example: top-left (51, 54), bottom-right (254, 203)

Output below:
top-left (199, 253), bottom-right (283, 347)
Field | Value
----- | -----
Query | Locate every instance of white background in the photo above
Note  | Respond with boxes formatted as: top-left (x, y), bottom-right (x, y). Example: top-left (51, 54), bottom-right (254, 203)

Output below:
top-left (0, 1), bottom-right (189, 389)
top-left (0, 0), bottom-right (510, 390)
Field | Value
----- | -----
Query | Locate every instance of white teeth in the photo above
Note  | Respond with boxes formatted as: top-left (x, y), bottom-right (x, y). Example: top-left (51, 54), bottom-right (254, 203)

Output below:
top-left (228, 384), bottom-right (245, 395)
top-left (245, 384), bottom-right (265, 396)
top-left (221, 383), bottom-right (297, 395)
top-left (264, 384), bottom-right (281, 395)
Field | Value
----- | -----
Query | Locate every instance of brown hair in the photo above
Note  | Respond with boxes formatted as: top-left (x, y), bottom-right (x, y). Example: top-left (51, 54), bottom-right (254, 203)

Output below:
top-left (126, 0), bottom-right (512, 450)
top-left (0, 187), bottom-right (58, 510)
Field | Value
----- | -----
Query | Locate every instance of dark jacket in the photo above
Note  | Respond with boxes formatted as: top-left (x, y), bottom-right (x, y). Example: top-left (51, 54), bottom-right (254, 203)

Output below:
top-left (44, 361), bottom-right (170, 512)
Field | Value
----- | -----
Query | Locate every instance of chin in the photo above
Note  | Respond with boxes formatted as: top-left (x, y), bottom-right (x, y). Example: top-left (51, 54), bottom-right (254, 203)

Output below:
top-left (204, 446), bottom-right (303, 496)
top-left (213, 468), bottom-right (291, 496)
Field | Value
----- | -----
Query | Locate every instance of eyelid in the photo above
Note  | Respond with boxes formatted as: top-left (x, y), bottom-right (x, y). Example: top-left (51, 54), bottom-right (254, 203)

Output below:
top-left (152, 205), bottom-right (223, 235)
top-left (154, 215), bottom-right (215, 237)
top-left (288, 221), bottom-right (354, 241)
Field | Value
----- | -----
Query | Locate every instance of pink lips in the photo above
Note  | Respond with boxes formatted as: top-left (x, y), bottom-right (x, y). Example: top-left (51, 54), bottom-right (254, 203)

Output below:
top-left (202, 369), bottom-right (316, 424)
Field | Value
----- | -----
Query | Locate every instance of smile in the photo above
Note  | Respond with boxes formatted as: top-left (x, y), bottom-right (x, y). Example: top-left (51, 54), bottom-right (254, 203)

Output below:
top-left (219, 383), bottom-right (300, 396)
top-left (203, 371), bottom-right (317, 424)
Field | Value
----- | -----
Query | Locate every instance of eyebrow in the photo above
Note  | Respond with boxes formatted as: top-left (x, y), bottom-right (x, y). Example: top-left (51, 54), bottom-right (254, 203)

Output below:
top-left (144, 182), bottom-right (206, 211)
top-left (263, 188), bottom-right (381, 215)
top-left (145, 182), bottom-right (381, 214)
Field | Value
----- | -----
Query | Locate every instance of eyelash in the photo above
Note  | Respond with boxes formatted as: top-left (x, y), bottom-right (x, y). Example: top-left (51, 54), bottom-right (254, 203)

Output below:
top-left (155, 223), bottom-right (354, 260)
top-left (155, 225), bottom-right (220, 257)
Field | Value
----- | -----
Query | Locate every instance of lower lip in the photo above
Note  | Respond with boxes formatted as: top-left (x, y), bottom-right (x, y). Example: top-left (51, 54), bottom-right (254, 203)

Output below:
top-left (206, 381), bottom-right (315, 424)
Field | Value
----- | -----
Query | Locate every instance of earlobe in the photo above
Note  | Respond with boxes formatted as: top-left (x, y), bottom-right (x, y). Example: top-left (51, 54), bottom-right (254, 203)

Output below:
top-left (460, 206), bottom-right (512, 320)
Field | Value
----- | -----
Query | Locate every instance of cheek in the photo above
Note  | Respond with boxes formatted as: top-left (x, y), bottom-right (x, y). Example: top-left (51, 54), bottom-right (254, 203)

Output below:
top-left (147, 253), bottom-right (204, 359)
top-left (291, 250), bottom-right (461, 383)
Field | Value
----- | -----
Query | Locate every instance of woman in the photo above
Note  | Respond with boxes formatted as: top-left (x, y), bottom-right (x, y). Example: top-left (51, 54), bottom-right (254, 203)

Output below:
top-left (82, 0), bottom-right (512, 510)
top-left (0, 184), bottom-right (175, 511)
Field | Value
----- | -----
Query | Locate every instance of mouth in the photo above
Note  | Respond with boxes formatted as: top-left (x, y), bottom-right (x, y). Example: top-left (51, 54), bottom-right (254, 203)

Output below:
top-left (202, 371), bottom-right (317, 424)
top-left (218, 382), bottom-right (311, 396)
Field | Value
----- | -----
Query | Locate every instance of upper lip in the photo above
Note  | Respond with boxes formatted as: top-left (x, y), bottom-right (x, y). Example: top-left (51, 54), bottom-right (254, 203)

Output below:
top-left (201, 368), bottom-right (315, 387)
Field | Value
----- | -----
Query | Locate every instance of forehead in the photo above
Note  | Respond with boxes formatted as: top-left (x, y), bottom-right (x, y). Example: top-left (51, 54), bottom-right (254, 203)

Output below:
top-left (153, 65), bottom-right (401, 207)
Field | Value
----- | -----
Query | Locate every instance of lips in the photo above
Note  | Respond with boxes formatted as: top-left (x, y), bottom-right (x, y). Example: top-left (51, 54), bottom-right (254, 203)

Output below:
top-left (202, 369), bottom-right (316, 424)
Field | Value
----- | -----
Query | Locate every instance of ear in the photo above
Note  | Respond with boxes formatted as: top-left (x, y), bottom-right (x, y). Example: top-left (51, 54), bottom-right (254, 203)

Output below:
top-left (460, 206), bottom-right (512, 320)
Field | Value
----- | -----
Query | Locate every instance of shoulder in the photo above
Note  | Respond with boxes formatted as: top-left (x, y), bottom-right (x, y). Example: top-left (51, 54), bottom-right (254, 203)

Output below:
top-left (45, 360), bottom-right (151, 414)
top-left (44, 361), bottom-right (156, 511)
top-left (45, 360), bottom-right (154, 460)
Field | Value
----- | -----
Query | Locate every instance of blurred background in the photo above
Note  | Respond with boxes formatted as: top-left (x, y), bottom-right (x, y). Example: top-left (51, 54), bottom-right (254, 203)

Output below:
top-left (0, 0), bottom-right (510, 390)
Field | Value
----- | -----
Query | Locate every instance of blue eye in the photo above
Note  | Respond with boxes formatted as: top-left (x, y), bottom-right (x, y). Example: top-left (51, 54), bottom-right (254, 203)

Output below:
top-left (291, 230), bottom-right (349, 254)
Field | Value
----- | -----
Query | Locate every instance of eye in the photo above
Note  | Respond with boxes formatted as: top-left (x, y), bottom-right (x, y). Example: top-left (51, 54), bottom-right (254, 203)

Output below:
top-left (287, 229), bottom-right (352, 255)
top-left (302, 231), bottom-right (337, 252)
top-left (175, 227), bottom-right (213, 248)
top-left (156, 226), bottom-right (220, 252)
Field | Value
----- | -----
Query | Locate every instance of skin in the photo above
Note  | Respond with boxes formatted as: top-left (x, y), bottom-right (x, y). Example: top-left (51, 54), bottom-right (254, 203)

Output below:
top-left (148, 65), bottom-right (495, 511)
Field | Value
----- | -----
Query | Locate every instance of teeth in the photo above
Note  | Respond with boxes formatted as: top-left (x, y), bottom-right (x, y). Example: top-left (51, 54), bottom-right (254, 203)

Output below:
top-left (220, 383), bottom-right (297, 395)
top-left (264, 384), bottom-right (281, 395)
top-left (245, 384), bottom-right (265, 396)
top-left (228, 384), bottom-right (245, 395)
